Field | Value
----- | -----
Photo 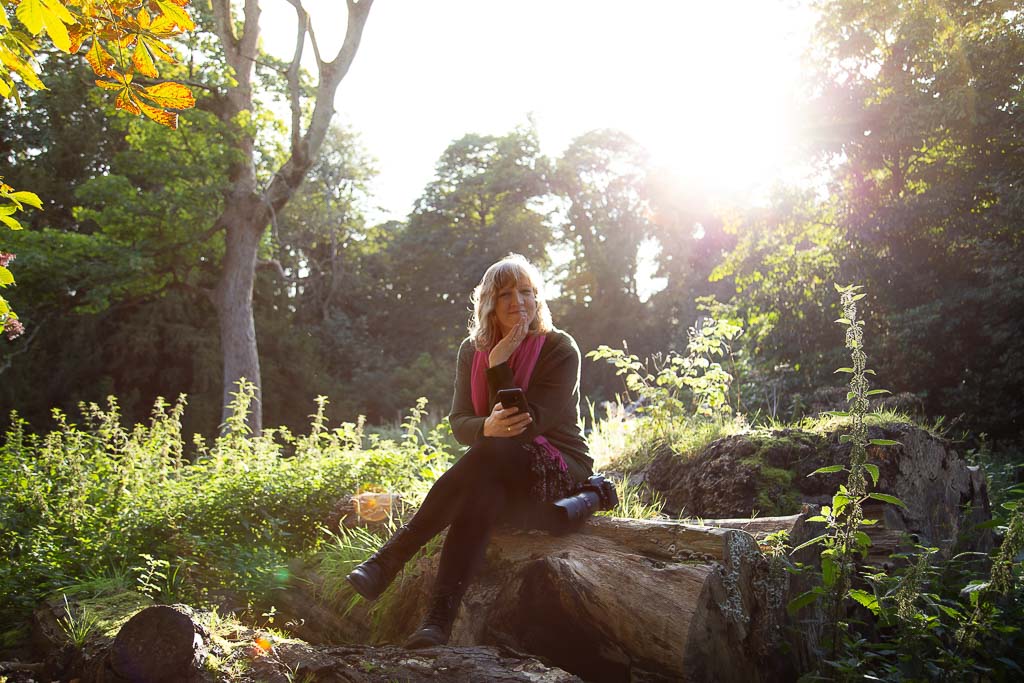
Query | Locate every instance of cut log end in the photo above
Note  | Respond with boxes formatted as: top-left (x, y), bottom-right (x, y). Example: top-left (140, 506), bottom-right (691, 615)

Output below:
top-left (110, 605), bottom-right (206, 682)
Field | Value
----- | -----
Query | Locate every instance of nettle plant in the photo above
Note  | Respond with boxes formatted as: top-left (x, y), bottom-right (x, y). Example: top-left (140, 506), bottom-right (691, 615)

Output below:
top-left (789, 284), bottom-right (905, 657)
top-left (588, 314), bottom-right (743, 437)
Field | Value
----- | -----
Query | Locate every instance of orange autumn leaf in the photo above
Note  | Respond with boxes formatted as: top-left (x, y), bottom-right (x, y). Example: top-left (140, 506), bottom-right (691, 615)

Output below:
top-left (94, 78), bottom-right (125, 91)
top-left (114, 87), bottom-right (141, 115)
top-left (138, 81), bottom-right (194, 110)
top-left (86, 39), bottom-right (117, 77)
top-left (136, 97), bottom-right (177, 128)
top-left (132, 40), bottom-right (158, 77)
top-left (154, 0), bottom-right (193, 31)
top-left (67, 24), bottom-right (89, 53)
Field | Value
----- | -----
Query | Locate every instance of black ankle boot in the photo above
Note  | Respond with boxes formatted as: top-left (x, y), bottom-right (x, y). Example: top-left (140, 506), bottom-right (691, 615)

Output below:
top-left (404, 583), bottom-right (465, 649)
top-left (346, 525), bottom-right (421, 601)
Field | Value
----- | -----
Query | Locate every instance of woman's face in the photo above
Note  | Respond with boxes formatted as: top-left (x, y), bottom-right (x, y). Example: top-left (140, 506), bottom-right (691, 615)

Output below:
top-left (493, 278), bottom-right (538, 337)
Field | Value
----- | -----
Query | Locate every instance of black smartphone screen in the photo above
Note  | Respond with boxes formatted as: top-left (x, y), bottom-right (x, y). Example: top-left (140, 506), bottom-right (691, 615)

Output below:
top-left (496, 388), bottom-right (530, 417)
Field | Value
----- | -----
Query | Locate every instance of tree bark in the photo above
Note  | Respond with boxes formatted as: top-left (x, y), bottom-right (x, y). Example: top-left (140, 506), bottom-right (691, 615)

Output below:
top-left (215, 206), bottom-right (266, 430)
top-left (371, 517), bottom-right (795, 683)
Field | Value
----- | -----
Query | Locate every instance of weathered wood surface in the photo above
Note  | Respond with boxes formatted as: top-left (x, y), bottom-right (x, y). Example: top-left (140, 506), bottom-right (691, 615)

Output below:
top-left (372, 517), bottom-right (793, 683)
top-left (703, 510), bottom-right (935, 566)
top-left (109, 604), bottom-right (207, 682)
top-left (262, 643), bottom-right (584, 683)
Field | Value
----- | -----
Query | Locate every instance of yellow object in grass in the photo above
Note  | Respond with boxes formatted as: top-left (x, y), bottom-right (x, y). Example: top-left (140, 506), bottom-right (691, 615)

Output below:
top-left (351, 492), bottom-right (399, 522)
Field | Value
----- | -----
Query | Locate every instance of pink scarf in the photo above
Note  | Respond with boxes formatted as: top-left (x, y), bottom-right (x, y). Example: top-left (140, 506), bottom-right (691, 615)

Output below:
top-left (470, 333), bottom-right (567, 471)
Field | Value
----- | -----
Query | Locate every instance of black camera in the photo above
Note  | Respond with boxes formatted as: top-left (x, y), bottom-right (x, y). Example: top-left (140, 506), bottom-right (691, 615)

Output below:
top-left (552, 474), bottom-right (619, 532)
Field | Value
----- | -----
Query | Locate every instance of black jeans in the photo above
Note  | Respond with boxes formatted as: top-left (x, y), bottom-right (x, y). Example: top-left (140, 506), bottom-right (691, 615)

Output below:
top-left (405, 437), bottom-right (552, 593)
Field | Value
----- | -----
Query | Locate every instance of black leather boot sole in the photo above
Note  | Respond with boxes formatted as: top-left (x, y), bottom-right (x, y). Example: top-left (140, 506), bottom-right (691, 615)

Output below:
top-left (404, 624), bottom-right (449, 649)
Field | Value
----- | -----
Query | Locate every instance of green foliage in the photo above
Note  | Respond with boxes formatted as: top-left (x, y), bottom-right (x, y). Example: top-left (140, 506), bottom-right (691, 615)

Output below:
top-left (596, 479), bottom-right (665, 520)
top-left (588, 311), bottom-right (743, 447)
top-left (790, 284), bottom-right (906, 663)
top-left (791, 285), bottom-right (1024, 680)
top-left (56, 594), bottom-right (99, 648)
top-left (0, 382), bottom-right (456, 626)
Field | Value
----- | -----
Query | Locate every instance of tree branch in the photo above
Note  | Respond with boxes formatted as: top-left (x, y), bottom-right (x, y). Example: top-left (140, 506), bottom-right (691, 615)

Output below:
top-left (0, 315), bottom-right (50, 376)
top-left (210, 0), bottom-right (239, 65)
top-left (238, 0), bottom-right (263, 92)
top-left (257, 258), bottom-right (291, 282)
top-left (284, 0), bottom-right (308, 152)
top-left (263, 0), bottom-right (375, 212)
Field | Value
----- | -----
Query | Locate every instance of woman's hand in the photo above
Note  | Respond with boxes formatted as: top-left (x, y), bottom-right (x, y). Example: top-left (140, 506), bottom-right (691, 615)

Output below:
top-left (489, 314), bottom-right (529, 368)
top-left (483, 402), bottom-right (532, 438)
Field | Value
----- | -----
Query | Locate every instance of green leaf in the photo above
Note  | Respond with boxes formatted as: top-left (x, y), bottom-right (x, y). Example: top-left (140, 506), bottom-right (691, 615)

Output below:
top-left (960, 581), bottom-right (989, 595)
top-left (864, 464), bottom-right (880, 487)
top-left (0, 214), bottom-right (22, 230)
top-left (848, 588), bottom-right (879, 613)
top-left (822, 553), bottom-right (837, 587)
top-left (823, 410), bottom-right (850, 417)
top-left (834, 367), bottom-right (854, 374)
top-left (8, 190), bottom-right (42, 209)
top-left (835, 317), bottom-right (851, 325)
top-left (787, 588), bottom-right (821, 614)
top-left (833, 283), bottom-right (847, 292)
top-left (869, 439), bottom-right (901, 446)
top-left (805, 515), bottom-right (827, 523)
top-left (851, 293), bottom-right (866, 301)
top-left (865, 389), bottom-right (891, 396)
top-left (867, 493), bottom-right (908, 509)
top-left (809, 465), bottom-right (845, 476)
top-left (838, 434), bottom-right (854, 443)
top-left (791, 533), bottom-right (829, 553)
top-left (15, 0), bottom-right (45, 34)
top-left (0, 266), bottom-right (14, 287)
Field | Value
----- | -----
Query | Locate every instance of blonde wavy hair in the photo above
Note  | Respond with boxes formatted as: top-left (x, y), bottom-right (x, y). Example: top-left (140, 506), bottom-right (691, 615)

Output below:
top-left (469, 254), bottom-right (553, 351)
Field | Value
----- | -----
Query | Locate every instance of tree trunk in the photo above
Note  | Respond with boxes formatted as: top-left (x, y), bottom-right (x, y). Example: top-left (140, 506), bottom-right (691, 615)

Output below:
top-left (371, 517), bottom-right (795, 683)
top-left (215, 207), bottom-right (265, 433)
top-left (206, 0), bottom-right (374, 432)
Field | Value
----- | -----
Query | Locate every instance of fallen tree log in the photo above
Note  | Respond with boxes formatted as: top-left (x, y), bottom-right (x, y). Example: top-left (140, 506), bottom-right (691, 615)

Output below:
top-left (370, 517), bottom-right (793, 683)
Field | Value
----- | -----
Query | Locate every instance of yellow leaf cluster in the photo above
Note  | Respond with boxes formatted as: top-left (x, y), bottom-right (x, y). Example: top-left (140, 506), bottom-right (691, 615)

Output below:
top-left (1, 0), bottom-right (196, 128)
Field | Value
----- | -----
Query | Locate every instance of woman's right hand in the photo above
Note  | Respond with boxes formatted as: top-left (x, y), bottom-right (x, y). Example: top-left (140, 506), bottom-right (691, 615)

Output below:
top-left (483, 402), bottom-right (532, 438)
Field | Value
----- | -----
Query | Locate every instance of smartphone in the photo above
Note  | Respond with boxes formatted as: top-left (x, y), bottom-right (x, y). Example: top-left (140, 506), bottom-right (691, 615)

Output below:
top-left (496, 387), bottom-right (531, 418)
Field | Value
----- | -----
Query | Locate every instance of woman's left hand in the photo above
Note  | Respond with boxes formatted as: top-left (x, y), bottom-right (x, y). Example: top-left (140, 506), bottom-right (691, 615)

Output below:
top-left (483, 402), bottom-right (532, 437)
top-left (488, 314), bottom-right (529, 368)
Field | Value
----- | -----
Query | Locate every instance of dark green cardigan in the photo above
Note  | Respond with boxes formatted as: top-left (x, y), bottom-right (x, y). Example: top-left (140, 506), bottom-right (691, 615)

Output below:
top-left (448, 328), bottom-right (593, 485)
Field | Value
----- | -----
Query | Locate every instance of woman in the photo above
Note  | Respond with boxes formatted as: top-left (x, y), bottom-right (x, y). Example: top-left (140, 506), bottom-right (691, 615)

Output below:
top-left (347, 253), bottom-right (593, 648)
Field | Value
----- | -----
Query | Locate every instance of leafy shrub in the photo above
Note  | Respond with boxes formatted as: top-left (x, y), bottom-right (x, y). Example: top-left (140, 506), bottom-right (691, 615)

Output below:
top-left (0, 383), bottom-right (455, 626)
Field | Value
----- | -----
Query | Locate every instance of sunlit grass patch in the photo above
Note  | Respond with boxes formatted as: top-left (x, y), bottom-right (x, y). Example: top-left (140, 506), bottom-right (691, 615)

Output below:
top-left (590, 402), bottom-right (749, 476)
top-left (597, 479), bottom-right (665, 520)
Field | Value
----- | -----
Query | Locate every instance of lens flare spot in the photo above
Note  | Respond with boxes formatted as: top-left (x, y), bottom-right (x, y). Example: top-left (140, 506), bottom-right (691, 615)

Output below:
top-left (253, 635), bottom-right (273, 654)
